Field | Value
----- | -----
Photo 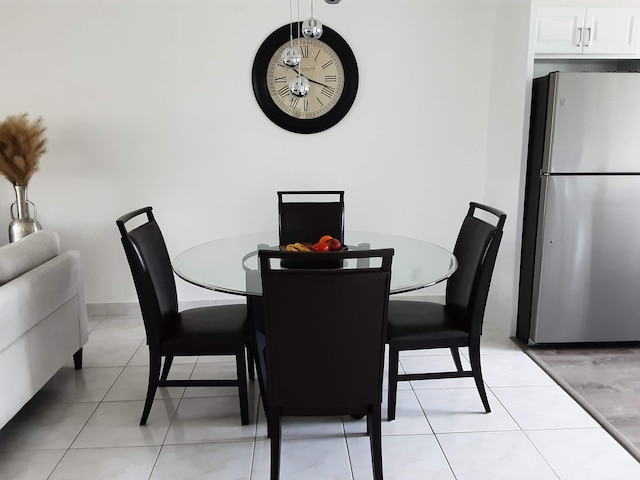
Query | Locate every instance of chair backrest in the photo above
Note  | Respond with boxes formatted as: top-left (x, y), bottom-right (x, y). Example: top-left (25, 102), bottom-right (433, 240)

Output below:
top-left (277, 190), bottom-right (345, 245)
top-left (116, 207), bottom-right (178, 345)
top-left (259, 248), bottom-right (393, 411)
top-left (446, 202), bottom-right (507, 336)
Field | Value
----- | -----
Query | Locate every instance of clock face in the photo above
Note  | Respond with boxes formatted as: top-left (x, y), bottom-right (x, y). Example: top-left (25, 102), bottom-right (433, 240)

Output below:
top-left (252, 23), bottom-right (358, 134)
top-left (267, 38), bottom-right (344, 120)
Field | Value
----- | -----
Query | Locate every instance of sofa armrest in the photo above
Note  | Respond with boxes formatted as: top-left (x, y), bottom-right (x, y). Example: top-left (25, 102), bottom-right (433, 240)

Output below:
top-left (0, 231), bottom-right (60, 286)
top-left (0, 250), bottom-right (88, 353)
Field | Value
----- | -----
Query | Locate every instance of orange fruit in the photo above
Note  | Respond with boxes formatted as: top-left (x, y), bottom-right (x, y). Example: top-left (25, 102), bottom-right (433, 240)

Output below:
top-left (319, 235), bottom-right (333, 244)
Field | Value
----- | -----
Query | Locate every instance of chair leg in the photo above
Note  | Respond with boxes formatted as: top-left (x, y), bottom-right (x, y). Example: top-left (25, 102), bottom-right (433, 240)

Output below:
top-left (248, 298), bottom-right (268, 415)
top-left (254, 331), bottom-right (269, 420)
top-left (141, 349), bottom-right (161, 425)
top-left (73, 348), bottom-right (83, 370)
top-left (246, 342), bottom-right (255, 381)
top-left (368, 404), bottom-right (383, 480)
top-left (366, 410), bottom-right (371, 436)
top-left (160, 355), bottom-right (173, 381)
top-left (469, 337), bottom-right (491, 413)
top-left (450, 347), bottom-right (463, 372)
top-left (268, 407), bottom-right (281, 480)
top-left (236, 349), bottom-right (250, 425)
top-left (387, 344), bottom-right (399, 421)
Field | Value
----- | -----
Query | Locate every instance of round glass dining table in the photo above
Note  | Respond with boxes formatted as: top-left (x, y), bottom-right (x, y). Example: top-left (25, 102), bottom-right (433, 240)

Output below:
top-left (173, 231), bottom-right (457, 296)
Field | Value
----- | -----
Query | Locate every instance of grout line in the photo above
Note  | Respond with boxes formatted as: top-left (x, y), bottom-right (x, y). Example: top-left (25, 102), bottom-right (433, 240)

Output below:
top-left (76, 316), bottom-right (638, 478)
top-left (406, 357), bottom-right (458, 479)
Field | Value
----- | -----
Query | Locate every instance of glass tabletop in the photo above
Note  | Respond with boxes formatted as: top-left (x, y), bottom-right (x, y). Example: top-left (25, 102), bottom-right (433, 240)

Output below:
top-left (172, 231), bottom-right (457, 296)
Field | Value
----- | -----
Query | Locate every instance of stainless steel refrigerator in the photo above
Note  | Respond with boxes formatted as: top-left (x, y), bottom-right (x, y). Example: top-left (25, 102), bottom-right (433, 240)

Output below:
top-left (517, 71), bottom-right (640, 345)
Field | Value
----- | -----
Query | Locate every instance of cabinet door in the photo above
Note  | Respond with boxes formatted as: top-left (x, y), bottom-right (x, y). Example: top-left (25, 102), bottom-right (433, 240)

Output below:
top-left (534, 7), bottom-right (585, 55)
top-left (583, 8), bottom-right (640, 55)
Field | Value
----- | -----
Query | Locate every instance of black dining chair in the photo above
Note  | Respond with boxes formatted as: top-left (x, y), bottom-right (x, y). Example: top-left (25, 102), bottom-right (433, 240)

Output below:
top-left (386, 202), bottom-right (507, 421)
top-left (258, 248), bottom-right (394, 480)
top-left (277, 190), bottom-right (345, 246)
top-left (116, 206), bottom-right (250, 426)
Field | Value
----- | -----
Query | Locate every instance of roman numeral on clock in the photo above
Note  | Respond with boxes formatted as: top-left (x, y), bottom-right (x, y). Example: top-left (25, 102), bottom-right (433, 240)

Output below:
top-left (321, 85), bottom-right (335, 98)
top-left (277, 86), bottom-right (290, 99)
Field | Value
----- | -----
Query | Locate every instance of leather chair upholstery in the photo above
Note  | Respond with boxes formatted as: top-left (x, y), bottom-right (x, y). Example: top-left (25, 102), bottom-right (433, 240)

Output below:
top-left (116, 206), bottom-right (250, 426)
top-left (386, 202), bottom-right (507, 421)
top-left (258, 248), bottom-right (394, 480)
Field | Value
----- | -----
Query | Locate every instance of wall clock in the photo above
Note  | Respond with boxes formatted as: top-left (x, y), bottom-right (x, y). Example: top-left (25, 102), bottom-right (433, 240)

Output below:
top-left (252, 23), bottom-right (359, 134)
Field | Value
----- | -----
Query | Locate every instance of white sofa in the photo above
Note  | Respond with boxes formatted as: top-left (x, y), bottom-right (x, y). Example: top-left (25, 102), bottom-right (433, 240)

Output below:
top-left (0, 231), bottom-right (89, 430)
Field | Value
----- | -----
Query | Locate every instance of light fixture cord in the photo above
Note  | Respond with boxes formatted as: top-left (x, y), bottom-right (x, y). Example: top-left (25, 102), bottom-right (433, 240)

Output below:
top-left (289, 0), bottom-right (294, 48)
top-left (297, 0), bottom-right (301, 47)
top-left (297, 0), bottom-right (302, 80)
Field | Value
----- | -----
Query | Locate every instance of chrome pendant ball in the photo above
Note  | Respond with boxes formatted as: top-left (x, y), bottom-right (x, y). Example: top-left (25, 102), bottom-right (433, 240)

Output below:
top-left (302, 17), bottom-right (323, 39)
top-left (281, 46), bottom-right (302, 68)
top-left (289, 76), bottom-right (310, 97)
top-left (324, 0), bottom-right (342, 4)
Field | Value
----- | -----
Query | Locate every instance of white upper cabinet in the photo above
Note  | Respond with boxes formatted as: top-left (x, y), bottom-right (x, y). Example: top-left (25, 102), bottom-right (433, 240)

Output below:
top-left (535, 7), bottom-right (640, 57)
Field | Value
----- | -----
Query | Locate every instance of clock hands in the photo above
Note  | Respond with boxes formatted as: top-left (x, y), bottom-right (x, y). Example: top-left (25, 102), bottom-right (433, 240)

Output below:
top-left (276, 62), bottom-right (333, 89)
top-left (288, 67), bottom-right (331, 89)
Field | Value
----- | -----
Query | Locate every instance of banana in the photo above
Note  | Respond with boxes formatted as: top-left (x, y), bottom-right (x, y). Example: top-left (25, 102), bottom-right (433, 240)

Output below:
top-left (285, 244), bottom-right (297, 252)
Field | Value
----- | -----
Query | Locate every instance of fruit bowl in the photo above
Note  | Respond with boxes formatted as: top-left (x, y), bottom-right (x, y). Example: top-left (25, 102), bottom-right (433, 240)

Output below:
top-left (280, 236), bottom-right (347, 258)
top-left (280, 243), bottom-right (348, 252)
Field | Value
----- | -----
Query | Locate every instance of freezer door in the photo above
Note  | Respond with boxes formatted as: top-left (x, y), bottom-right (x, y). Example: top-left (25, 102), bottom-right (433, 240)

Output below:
top-left (546, 72), bottom-right (640, 173)
top-left (531, 175), bottom-right (640, 343)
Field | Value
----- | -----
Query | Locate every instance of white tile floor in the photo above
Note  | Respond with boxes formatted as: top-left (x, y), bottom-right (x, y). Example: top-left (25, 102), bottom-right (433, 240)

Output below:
top-left (1, 314), bottom-right (639, 480)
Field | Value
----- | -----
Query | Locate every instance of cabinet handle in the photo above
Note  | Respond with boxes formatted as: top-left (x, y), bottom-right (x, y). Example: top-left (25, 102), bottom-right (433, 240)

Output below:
top-left (576, 26), bottom-right (583, 46)
top-left (585, 27), bottom-right (592, 47)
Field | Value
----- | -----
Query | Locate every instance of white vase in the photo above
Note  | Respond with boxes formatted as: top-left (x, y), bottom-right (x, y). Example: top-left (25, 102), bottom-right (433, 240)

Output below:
top-left (8, 185), bottom-right (42, 242)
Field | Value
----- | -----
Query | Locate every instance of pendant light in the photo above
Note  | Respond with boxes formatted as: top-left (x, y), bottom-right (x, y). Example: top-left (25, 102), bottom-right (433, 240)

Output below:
top-left (288, 0), bottom-right (310, 98)
top-left (281, 0), bottom-right (302, 68)
top-left (282, 0), bottom-right (343, 98)
top-left (302, 0), bottom-right (323, 39)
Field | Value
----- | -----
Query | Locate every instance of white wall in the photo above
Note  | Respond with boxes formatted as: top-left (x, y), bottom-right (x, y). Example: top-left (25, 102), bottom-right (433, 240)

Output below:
top-left (484, 0), bottom-right (534, 332)
top-left (0, 0), bottom-right (533, 331)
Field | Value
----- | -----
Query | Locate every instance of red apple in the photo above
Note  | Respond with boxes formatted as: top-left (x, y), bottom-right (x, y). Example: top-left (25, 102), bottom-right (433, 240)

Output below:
top-left (327, 238), bottom-right (342, 251)
top-left (312, 241), bottom-right (330, 252)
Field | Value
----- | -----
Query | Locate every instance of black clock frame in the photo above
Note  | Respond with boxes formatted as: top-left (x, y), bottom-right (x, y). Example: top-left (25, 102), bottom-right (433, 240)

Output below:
top-left (251, 23), bottom-right (359, 134)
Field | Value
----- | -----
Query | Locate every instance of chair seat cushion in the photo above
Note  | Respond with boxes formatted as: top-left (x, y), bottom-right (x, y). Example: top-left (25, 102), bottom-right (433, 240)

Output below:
top-left (162, 304), bottom-right (247, 350)
top-left (387, 300), bottom-right (468, 342)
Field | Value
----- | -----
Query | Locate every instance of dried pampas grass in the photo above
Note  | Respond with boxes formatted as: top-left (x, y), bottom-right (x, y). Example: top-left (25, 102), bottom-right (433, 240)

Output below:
top-left (0, 113), bottom-right (48, 186)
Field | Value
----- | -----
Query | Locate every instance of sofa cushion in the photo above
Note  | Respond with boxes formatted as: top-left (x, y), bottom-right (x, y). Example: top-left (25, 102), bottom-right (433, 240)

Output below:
top-left (0, 231), bottom-right (60, 286)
